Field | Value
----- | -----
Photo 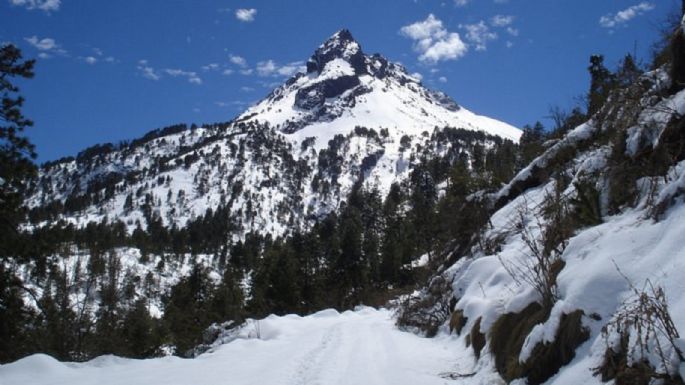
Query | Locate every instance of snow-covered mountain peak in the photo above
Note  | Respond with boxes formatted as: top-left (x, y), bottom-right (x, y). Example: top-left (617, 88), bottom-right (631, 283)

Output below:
top-left (238, 30), bottom-right (521, 143)
top-left (26, 29), bottom-right (522, 240)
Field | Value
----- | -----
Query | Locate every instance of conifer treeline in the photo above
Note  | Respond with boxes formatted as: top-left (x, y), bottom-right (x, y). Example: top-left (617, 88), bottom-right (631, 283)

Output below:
top-left (2, 130), bottom-right (521, 361)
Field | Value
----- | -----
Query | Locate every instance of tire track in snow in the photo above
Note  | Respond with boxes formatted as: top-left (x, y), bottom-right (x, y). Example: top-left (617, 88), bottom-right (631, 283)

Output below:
top-left (288, 322), bottom-right (343, 385)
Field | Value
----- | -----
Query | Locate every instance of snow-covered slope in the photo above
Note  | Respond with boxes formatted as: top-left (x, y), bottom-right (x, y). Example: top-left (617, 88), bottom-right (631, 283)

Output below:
top-left (407, 67), bottom-right (685, 384)
top-left (26, 29), bottom-right (520, 239)
top-left (0, 307), bottom-right (468, 385)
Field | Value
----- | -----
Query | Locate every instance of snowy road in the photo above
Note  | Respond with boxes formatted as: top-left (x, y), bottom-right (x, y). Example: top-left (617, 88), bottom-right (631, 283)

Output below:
top-left (0, 308), bottom-right (468, 385)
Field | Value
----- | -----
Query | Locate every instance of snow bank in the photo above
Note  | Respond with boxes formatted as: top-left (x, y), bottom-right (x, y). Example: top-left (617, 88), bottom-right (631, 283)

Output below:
top-left (0, 308), bottom-right (466, 385)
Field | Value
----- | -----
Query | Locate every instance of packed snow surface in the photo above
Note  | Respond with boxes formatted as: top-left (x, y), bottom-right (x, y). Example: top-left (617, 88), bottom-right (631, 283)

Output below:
top-left (0, 308), bottom-right (467, 385)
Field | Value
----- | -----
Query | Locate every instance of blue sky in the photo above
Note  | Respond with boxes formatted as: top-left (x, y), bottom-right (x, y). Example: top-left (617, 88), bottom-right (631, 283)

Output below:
top-left (0, 0), bottom-right (676, 162)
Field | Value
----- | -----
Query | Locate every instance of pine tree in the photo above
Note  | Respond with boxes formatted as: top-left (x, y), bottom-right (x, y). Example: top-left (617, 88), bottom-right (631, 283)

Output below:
top-left (0, 265), bottom-right (34, 363)
top-left (93, 252), bottom-right (125, 355)
top-left (0, 44), bottom-right (36, 247)
top-left (380, 183), bottom-right (404, 284)
top-left (163, 265), bottom-right (217, 355)
top-left (587, 55), bottom-right (615, 116)
top-left (292, 231), bottom-right (323, 312)
top-left (332, 204), bottom-right (365, 307)
top-left (122, 299), bottom-right (161, 358)
top-left (519, 121), bottom-right (546, 166)
top-left (408, 164), bottom-right (437, 257)
top-left (36, 271), bottom-right (79, 360)
top-left (268, 243), bottom-right (301, 314)
top-left (210, 267), bottom-right (244, 322)
top-left (436, 160), bottom-right (472, 247)
top-left (616, 54), bottom-right (642, 87)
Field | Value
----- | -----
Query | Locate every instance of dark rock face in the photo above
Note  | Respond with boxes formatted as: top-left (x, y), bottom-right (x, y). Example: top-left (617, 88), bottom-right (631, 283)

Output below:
top-left (294, 30), bottom-right (380, 111)
top-left (368, 54), bottom-right (389, 79)
top-left (430, 91), bottom-right (461, 112)
top-left (295, 75), bottom-right (361, 110)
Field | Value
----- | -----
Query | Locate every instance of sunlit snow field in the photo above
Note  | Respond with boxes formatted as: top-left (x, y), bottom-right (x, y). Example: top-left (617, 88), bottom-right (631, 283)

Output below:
top-left (0, 308), bottom-right (470, 385)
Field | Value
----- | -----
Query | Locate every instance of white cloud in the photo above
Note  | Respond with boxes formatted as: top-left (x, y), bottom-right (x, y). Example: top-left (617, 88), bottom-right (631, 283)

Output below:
top-left (137, 60), bottom-right (161, 81)
top-left (400, 14), bottom-right (468, 64)
top-left (506, 41), bottom-right (514, 48)
top-left (202, 63), bottom-right (220, 71)
top-left (438, 76), bottom-right (447, 83)
top-left (215, 101), bottom-right (248, 109)
top-left (24, 35), bottom-right (56, 50)
top-left (256, 60), bottom-right (276, 76)
top-left (164, 68), bottom-right (202, 85)
top-left (461, 21), bottom-right (497, 51)
top-left (81, 47), bottom-right (115, 64)
top-left (400, 14), bottom-right (445, 41)
top-left (410, 72), bottom-right (423, 81)
top-left (240, 86), bottom-right (254, 92)
top-left (506, 27), bottom-right (519, 37)
top-left (24, 35), bottom-right (67, 56)
top-left (455, 0), bottom-right (508, 6)
top-left (259, 80), bottom-right (282, 89)
top-left (235, 8), bottom-right (257, 22)
top-left (222, 69), bottom-right (234, 76)
top-left (240, 69), bottom-right (253, 76)
top-left (229, 54), bottom-right (247, 67)
top-left (599, 2), bottom-right (655, 28)
top-left (490, 15), bottom-right (514, 27)
top-left (9, 0), bottom-right (60, 12)
top-left (276, 62), bottom-right (305, 77)
top-left (421, 34), bottom-right (468, 62)
top-left (256, 60), bottom-right (305, 77)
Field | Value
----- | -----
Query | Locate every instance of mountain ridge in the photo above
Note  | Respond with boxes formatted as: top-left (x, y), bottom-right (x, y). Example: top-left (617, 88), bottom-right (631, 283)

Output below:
top-left (238, 29), bottom-right (520, 143)
top-left (26, 29), bottom-right (520, 238)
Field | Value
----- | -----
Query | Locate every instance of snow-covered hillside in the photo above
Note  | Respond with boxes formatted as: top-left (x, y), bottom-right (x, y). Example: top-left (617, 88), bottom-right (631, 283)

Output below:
top-left (26, 29), bottom-right (519, 239)
top-left (0, 308), bottom-right (468, 385)
top-left (398, 67), bottom-right (685, 384)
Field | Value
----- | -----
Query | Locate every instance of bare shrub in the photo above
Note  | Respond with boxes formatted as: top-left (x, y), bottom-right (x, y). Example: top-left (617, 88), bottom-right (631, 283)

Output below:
top-left (396, 275), bottom-right (452, 337)
top-left (489, 302), bottom-right (590, 385)
top-left (596, 278), bottom-right (684, 384)
top-left (499, 181), bottom-right (571, 311)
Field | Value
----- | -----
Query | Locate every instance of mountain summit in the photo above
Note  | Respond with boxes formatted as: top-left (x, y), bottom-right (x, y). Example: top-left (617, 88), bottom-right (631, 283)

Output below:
top-left (306, 29), bottom-right (365, 74)
top-left (238, 30), bottom-right (521, 142)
